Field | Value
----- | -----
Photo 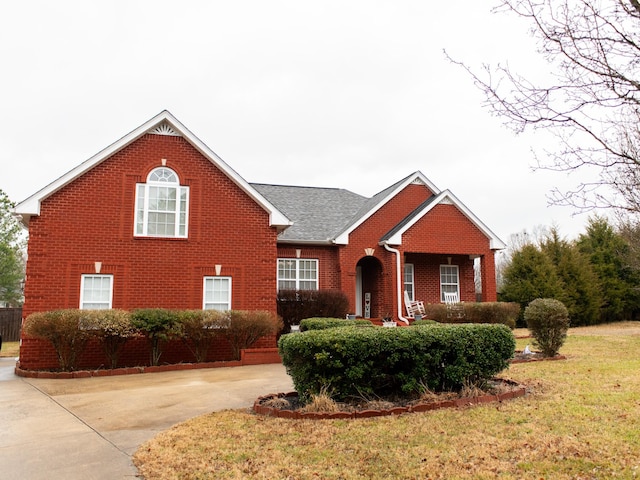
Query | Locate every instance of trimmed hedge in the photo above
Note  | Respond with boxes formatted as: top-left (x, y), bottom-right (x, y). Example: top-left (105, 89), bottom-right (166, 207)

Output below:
top-left (23, 309), bottom-right (92, 371)
top-left (299, 317), bottom-right (374, 331)
top-left (278, 323), bottom-right (515, 403)
top-left (422, 302), bottom-right (520, 329)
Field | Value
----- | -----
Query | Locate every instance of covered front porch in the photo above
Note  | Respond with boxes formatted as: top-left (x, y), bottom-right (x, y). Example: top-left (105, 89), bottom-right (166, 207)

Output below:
top-left (351, 249), bottom-right (497, 323)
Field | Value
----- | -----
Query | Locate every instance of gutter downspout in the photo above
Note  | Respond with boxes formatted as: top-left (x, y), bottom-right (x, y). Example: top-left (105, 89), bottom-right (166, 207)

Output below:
top-left (382, 242), bottom-right (410, 325)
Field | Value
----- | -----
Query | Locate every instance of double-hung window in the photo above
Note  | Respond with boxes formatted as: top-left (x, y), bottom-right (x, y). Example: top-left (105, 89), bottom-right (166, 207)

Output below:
top-left (203, 277), bottom-right (232, 311)
top-left (135, 167), bottom-right (189, 238)
top-left (404, 263), bottom-right (415, 300)
top-left (277, 259), bottom-right (318, 290)
top-left (440, 265), bottom-right (460, 302)
top-left (80, 274), bottom-right (113, 309)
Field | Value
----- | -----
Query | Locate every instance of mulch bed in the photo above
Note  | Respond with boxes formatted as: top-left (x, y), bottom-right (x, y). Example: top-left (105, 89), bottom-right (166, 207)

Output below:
top-left (254, 378), bottom-right (526, 420)
top-left (254, 352), bottom-right (567, 420)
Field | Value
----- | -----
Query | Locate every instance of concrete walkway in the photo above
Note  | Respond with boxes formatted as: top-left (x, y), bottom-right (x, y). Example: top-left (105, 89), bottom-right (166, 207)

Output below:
top-left (0, 357), bottom-right (294, 479)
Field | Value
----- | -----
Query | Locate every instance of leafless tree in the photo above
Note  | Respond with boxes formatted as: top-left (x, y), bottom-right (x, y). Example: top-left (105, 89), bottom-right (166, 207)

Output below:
top-left (450, 0), bottom-right (640, 214)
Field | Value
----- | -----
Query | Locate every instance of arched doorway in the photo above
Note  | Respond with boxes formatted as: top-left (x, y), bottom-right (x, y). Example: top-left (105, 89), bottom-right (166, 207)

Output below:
top-left (355, 256), bottom-right (383, 318)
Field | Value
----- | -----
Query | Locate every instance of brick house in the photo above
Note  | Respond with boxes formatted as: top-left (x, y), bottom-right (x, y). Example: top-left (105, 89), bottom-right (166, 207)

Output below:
top-left (14, 111), bottom-right (505, 370)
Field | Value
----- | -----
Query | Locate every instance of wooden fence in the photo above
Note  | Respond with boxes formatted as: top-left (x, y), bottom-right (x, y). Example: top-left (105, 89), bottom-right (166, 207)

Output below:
top-left (0, 308), bottom-right (22, 342)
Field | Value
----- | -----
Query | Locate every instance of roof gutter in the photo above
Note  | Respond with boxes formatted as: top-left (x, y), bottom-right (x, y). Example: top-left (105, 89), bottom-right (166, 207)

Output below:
top-left (382, 242), bottom-right (409, 325)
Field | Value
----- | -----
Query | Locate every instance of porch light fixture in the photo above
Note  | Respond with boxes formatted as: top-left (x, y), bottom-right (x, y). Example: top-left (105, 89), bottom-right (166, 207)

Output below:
top-left (94, 262), bottom-right (102, 274)
top-left (364, 248), bottom-right (375, 256)
top-left (215, 264), bottom-right (222, 276)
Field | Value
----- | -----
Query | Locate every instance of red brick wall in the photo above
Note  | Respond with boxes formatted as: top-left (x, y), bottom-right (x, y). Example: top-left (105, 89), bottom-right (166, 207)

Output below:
top-left (20, 133), bottom-right (280, 370)
top-left (402, 203), bottom-right (498, 302)
top-left (276, 245), bottom-right (340, 289)
top-left (338, 183), bottom-right (434, 317)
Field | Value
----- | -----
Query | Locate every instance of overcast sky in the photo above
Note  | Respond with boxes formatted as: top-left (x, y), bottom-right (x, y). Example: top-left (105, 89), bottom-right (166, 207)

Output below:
top-left (0, 1), bottom-right (598, 243)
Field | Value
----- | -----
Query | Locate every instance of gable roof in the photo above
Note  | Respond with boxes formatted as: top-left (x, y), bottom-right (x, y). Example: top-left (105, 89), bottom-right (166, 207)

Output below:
top-left (380, 190), bottom-right (506, 250)
top-left (251, 184), bottom-right (368, 243)
top-left (14, 111), bottom-right (291, 229)
top-left (332, 171), bottom-right (439, 245)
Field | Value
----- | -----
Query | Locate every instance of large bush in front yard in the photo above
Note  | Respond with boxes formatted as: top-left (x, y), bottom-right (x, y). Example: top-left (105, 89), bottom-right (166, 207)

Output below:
top-left (220, 310), bottom-right (283, 360)
top-left (23, 310), bottom-right (92, 371)
top-left (422, 302), bottom-right (519, 328)
top-left (524, 298), bottom-right (570, 357)
top-left (131, 308), bottom-right (182, 366)
top-left (278, 324), bottom-right (515, 403)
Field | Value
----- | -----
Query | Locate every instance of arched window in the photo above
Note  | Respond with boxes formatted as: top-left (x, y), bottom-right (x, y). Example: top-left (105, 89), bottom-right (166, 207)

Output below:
top-left (135, 167), bottom-right (189, 237)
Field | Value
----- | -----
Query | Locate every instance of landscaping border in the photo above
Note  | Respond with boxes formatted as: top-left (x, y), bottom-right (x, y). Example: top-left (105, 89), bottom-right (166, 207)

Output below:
top-left (14, 347), bottom-right (280, 379)
top-left (253, 379), bottom-right (526, 420)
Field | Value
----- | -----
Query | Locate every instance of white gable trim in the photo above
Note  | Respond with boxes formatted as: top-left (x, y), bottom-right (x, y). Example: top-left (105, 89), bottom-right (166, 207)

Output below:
top-left (14, 111), bottom-right (291, 229)
top-left (384, 190), bottom-right (506, 250)
top-left (333, 171), bottom-right (440, 245)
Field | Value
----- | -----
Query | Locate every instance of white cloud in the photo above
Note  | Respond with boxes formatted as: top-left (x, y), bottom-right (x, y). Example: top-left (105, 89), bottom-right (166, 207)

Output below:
top-left (0, 1), bottom-right (599, 242)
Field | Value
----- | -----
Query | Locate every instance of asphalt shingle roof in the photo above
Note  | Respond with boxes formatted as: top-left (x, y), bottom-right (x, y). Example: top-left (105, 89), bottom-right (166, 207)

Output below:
top-left (251, 183), bottom-right (369, 243)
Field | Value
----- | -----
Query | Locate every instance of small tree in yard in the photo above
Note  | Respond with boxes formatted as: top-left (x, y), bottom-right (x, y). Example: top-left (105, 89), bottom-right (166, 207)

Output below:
top-left (177, 310), bottom-right (227, 363)
top-left (524, 298), bottom-right (570, 357)
top-left (82, 309), bottom-right (140, 369)
top-left (23, 310), bottom-right (91, 371)
top-left (131, 309), bottom-right (181, 366)
top-left (221, 311), bottom-right (283, 360)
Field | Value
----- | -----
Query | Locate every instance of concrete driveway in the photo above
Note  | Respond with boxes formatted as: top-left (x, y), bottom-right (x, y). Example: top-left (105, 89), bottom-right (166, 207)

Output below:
top-left (0, 357), bottom-right (294, 479)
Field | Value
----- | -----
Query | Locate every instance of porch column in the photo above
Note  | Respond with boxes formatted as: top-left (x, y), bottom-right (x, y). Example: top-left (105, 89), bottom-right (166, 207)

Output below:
top-left (480, 252), bottom-right (498, 302)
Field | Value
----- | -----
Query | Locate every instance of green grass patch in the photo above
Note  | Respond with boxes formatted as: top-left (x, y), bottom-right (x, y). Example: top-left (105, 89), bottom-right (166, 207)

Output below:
top-left (134, 322), bottom-right (640, 479)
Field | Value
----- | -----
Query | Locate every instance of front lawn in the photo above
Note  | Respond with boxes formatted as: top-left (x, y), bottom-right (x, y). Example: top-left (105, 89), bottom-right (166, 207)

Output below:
top-left (134, 322), bottom-right (640, 479)
top-left (0, 341), bottom-right (19, 358)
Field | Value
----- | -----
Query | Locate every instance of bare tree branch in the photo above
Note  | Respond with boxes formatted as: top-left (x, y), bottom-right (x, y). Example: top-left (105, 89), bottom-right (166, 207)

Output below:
top-left (449, 0), bottom-right (640, 215)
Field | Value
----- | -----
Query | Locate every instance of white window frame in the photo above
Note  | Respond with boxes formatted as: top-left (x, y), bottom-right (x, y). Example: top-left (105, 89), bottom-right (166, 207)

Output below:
top-left (440, 265), bottom-right (460, 302)
top-left (404, 263), bottom-right (415, 301)
top-left (80, 274), bottom-right (113, 310)
top-left (203, 277), bottom-right (232, 311)
top-left (135, 167), bottom-right (189, 238)
top-left (277, 258), bottom-right (319, 290)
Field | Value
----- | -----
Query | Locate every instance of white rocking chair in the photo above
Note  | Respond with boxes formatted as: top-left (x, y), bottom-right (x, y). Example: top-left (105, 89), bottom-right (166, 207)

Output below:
top-left (404, 290), bottom-right (425, 318)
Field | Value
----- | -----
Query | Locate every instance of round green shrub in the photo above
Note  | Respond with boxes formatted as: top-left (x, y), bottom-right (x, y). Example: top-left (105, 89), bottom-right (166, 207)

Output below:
top-left (524, 298), bottom-right (570, 357)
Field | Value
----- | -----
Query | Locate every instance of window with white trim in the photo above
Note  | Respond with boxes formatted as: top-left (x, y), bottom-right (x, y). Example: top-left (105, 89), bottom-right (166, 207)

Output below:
top-left (277, 259), bottom-right (318, 290)
top-left (135, 167), bottom-right (189, 238)
top-left (404, 263), bottom-right (415, 301)
top-left (203, 277), bottom-right (232, 311)
top-left (80, 275), bottom-right (113, 309)
top-left (440, 265), bottom-right (460, 302)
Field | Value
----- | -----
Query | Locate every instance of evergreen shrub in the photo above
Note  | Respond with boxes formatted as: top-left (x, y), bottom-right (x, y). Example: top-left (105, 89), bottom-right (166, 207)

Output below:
top-left (131, 308), bottom-right (182, 366)
top-left (278, 324), bottom-right (515, 403)
top-left (524, 298), bottom-right (570, 357)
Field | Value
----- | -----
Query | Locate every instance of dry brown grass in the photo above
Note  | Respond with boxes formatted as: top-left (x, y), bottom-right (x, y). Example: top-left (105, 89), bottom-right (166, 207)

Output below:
top-left (134, 322), bottom-right (640, 480)
top-left (0, 341), bottom-right (19, 358)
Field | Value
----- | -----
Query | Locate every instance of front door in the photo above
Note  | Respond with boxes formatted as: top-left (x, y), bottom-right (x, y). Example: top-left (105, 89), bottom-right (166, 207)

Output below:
top-left (355, 256), bottom-right (383, 318)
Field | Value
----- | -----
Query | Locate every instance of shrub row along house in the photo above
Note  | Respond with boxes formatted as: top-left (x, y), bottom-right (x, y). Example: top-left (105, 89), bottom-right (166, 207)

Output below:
top-left (14, 111), bottom-right (505, 370)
